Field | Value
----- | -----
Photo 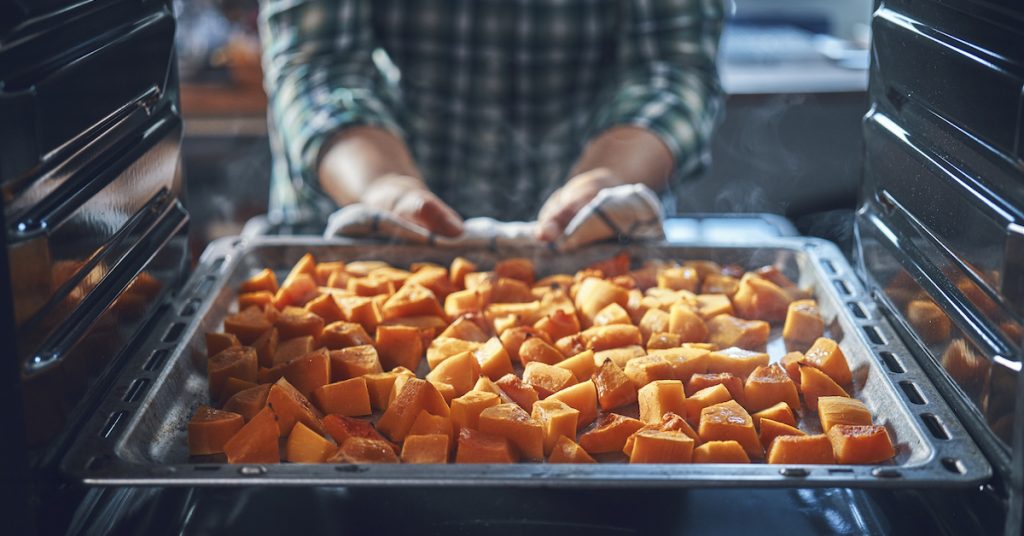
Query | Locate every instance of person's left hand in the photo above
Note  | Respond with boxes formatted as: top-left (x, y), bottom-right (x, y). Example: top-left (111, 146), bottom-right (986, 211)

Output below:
top-left (536, 168), bottom-right (621, 241)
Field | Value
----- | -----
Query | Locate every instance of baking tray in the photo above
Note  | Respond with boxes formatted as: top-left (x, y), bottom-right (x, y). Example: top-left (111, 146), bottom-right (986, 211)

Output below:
top-left (62, 236), bottom-right (992, 487)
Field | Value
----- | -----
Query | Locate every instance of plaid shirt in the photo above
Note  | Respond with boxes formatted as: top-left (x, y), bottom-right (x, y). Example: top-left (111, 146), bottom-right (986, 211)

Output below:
top-left (259, 0), bottom-right (724, 224)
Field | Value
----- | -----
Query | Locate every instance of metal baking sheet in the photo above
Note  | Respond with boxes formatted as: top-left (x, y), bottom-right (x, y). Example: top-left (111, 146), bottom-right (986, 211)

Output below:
top-left (62, 236), bottom-right (992, 487)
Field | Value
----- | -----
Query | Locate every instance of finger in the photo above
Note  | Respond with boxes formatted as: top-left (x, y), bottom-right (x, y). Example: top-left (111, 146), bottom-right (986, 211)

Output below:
top-left (537, 191), bottom-right (595, 241)
top-left (413, 196), bottom-right (465, 237)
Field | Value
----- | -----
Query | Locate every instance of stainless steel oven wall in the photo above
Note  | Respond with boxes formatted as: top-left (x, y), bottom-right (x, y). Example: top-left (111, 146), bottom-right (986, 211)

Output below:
top-left (855, 0), bottom-right (1024, 533)
top-left (0, 1), bottom-right (189, 533)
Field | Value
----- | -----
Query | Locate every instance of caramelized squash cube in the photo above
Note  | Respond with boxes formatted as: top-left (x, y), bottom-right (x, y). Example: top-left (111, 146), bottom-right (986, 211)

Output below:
top-left (758, 418), bottom-right (805, 451)
top-left (320, 321), bottom-right (373, 350)
top-left (639, 309), bottom-right (670, 345)
top-left (426, 350), bottom-right (482, 396)
top-left (706, 315), bottom-right (770, 349)
top-left (336, 295), bottom-right (382, 334)
top-left (698, 400), bottom-right (762, 459)
top-left (695, 294), bottom-right (735, 319)
top-left (451, 390), bottom-right (501, 431)
top-left (449, 257), bottom-right (477, 288)
top-left (224, 306), bottom-right (274, 345)
top-left (267, 378), bottom-right (324, 437)
top-left (682, 384), bottom-right (733, 424)
top-left (518, 336), bottom-right (565, 366)
top-left (706, 347), bottom-right (769, 379)
top-left (581, 324), bottom-right (642, 351)
top-left (547, 436), bottom-right (597, 463)
top-left (275, 306), bottom-right (325, 340)
top-left (329, 345), bottom-right (382, 381)
top-left (701, 275), bottom-right (739, 297)
top-left (223, 384), bottom-right (271, 422)
top-left (376, 378), bottom-right (450, 442)
top-left (331, 437), bottom-right (400, 464)
top-left (534, 309), bottom-right (582, 342)
top-left (744, 364), bottom-right (801, 412)
top-left (782, 300), bottom-right (824, 344)
top-left (444, 289), bottom-right (483, 318)
top-left (322, 414), bottom-right (390, 447)
top-left (638, 380), bottom-right (688, 424)
top-left (281, 348), bottom-right (331, 397)
top-left (273, 335), bottom-right (315, 365)
top-left (478, 403), bottom-right (544, 460)
top-left (223, 407), bottom-right (280, 463)
top-left (402, 434), bottom-right (451, 464)
top-left (650, 347), bottom-right (710, 383)
top-left (381, 283), bottom-right (444, 320)
top-left (251, 327), bottom-right (279, 368)
top-left (624, 412), bottom-right (700, 456)
top-left (593, 303), bottom-right (632, 327)
top-left (574, 278), bottom-right (630, 327)
top-left (548, 381), bottom-right (599, 429)
top-left (472, 337), bottom-right (514, 380)
top-left (578, 413), bottom-right (644, 454)
top-left (304, 293), bottom-right (344, 324)
top-left (658, 266), bottom-right (699, 292)
top-left (206, 332), bottom-right (241, 358)
top-left (273, 272), bottom-right (318, 310)
top-left (629, 430), bottom-right (695, 463)
top-left (780, 351), bottom-right (804, 383)
top-left (555, 350), bottom-right (596, 382)
top-left (220, 377), bottom-right (258, 407)
top-left (593, 360), bottom-right (638, 411)
top-left (800, 366), bottom-right (850, 412)
top-left (440, 316), bottom-right (490, 342)
top-left (408, 410), bottom-right (454, 442)
top-left (766, 434), bottom-right (835, 464)
top-left (751, 401), bottom-right (797, 428)
top-left (522, 362), bottom-right (576, 398)
top-left (687, 373), bottom-right (746, 407)
top-left (692, 440), bottom-right (750, 463)
top-left (313, 377), bottom-right (371, 417)
top-left (188, 405), bottom-right (244, 456)
top-left (732, 273), bottom-right (792, 322)
top-left (817, 396), bottom-right (872, 432)
top-left (668, 303), bottom-right (708, 343)
top-left (495, 374), bottom-right (539, 412)
top-left (427, 337), bottom-right (483, 369)
top-left (240, 268), bottom-right (279, 294)
top-left (455, 428), bottom-right (518, 463)
top-left (208, 346), bottom-right (258, 401)
top-left (803, 337), bottom-right (853, 386)
top-left (375, 325), bottom-right (424, 371)
top-left (828, 424), bottom-right (896, 464)
top-left (362, 372), bottom-right (400, 411)
top-left (624, 356), bottom-right (674, 389)
top-left (285, 421), bottom-right (336, 463)
top-left (594, 346), bottom-right (646, 368)
top-left (531, 399), bottom-right (580, 456)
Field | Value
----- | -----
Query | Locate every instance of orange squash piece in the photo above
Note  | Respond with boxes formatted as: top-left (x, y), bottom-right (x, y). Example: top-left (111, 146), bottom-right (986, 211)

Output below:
top-left (547, 436), bottom-right (597, 463)
top-left (331, 437), bottom-right (400, 464)
top-left (285, 421), bottom-right (336, 463)
top-left (273, 273), bottom-right (318, 310)
top-left (593, 303), bottom-right (632, 327)
top-left (238, 290), bottom-right (275, 310)
top-left (706, 315), bottom-right (770, 349)
top-left (315, 261), bottom-right (347, 286)
top-left (574, 278), bottom-right (630, 327)
top-left (555, 350), bottom-right (596, 382)
top-left (450, 257), bottom-right (477, 288)
top-left (803, 337), bottom-right (853, 386)
top-left (303, 293), bottom-right (344, 324)
top-left (766, 434), bottom-right (835, 464)
top-left (336, 295), bottom-right (382, 334)
top-left (629, 430), bottom-right (695, 463)
top-left (828, 424), bottom-right (896, 464)
top-left (473, 337), bottom-right (514, 380)
top-left (407, 410), bottom-right (454, 442)
top-left (381, 315), bottom-right (447, 347)
top-left (817, 396), bottom-right (872, 432)
top-left (639, 309), bottom-right (670, 345)
top-left (223, 384), bottom-right (271, 422)
top-left (440, 316), bottom-right (489, 342)
top-left (518, 336), bottom-right (564, 366)
top-left (240, 268), bottom-right (279, 294)
top-left (494, 257), bottom-right (535, 285)
top-left (266, 378), bottom-right (324, 437)
top-left (405, 265), bottom-right (456, 300)
top-left (548, 381), bottom-right (598, 429)
top-left (455, 428), bottom-right (518, 463)
top-left (623, 412), bottom-right (700, 457)
top-left (313, 377), bottom-right (372, 416)
top-left (322, 414), bottom-right (390, 448)
top-left (682, 384), bottom-right (733, 424)
top-left (381, 283), bottom-right (444, 320)
top-left (732, 273), bottom-right (792, 322)
top-left (593, 360), bottom-right (637, 411)
top-left (531, 399), bottom-right (580, 456)
top-left (744, 364), bottom-right (801, 412)
top-left (658, 266), bottom-right (699, 292)
top-left (534, 309), bottom-right (582, 343)
top-left (638, 380), bottom-right (688, 424)
top-left (402, 434), bottom-right (451, 464)
top-left (623, 356), bottom-right (674, 389)
top-left (706, 347), bottom-right (769, 379)
top-left (782, 299), bottom-right (824, 344)
top-left (701, 274), bottom-right (739, 296)
top-left (758, 418), bottom-right (805, 451)
top-left (273, 335), bottom-right (315, 365)
top-left (553, 333), bottom-right (586, 358)
top-left (224, 306), bottom-right (274, 345)
top-left (281, 348), bottom-right (330, 397)
top-left (429, 380), bottom-right (457, 405)
top-left (696, 294), bottom-right (735, 319)
top-left (668, 303), bottom-right (708, 343)
top-left (208, 346), bottom-right (258, 401)
top-left (375, 325), bottom-right (424, 371)
top-left (578, 413), bottom-right (644, 454)
top-left (580, 324), bottom-right (642, 351)
top-left (451, 390), bottom-right (501, 431)
top-left (495, 374), bottom-right (539, 412)
top-left (327, 345), bottom-right (382, 382)
top-left (188, 405), bottom-right (245, 456)
top-left (692, 440), bottom-right (750, 463)
top-left (426, 350), bottom-right (482, 396)
top-left (650, 347), bottom-right (710, 383)
top-left (223, 406), bottom-right (281, 463)
top-left (594, 346), bottom-right (646, 368)
top-left (444, 289), bottom-right (483, 318)
top-left (687, 373), bottom-right (746, 407)
top-left (320, 321), bottom-right (372, 350)
top-left (780, 351), bottom-right (804, 383)
top-left (751, 401), bottom-right (797, 428)
top-left (220, 377), bottom-right (258, 406)
top-left (698, 400), bottom-right (762, 459)
top-left (522, 362), bottom-right (576, 398)
top-left (206, 332), bottom-right (241, 358)
top-left (427, 337), bottom-right (483, 369)
top-left (800, 365), bottom-right (850, 412)
top-left (251, 327), bottom-right (279, 368)
top-left (376, 378), bottom-right (450, 442)
top-left (478, 403), bottom-right (544, 460)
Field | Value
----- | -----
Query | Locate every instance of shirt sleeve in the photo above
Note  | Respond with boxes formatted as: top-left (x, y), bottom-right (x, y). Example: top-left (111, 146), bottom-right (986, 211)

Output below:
top-left (591, 0), bottom-right (725, 180)
top-left (258, 0), bottom-right (404, 190)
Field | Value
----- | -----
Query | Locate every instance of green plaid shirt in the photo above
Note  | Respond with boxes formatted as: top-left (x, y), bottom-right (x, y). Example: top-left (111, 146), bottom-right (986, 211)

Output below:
top-left (259, 0), bottom-right (724, 224)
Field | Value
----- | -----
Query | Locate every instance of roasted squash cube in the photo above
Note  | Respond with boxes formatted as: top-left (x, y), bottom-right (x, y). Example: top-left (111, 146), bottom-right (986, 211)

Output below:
top-left (817, 396), bottom-right (872, 432)
top-left (450, 257), bottom-right (477, 288)
top-left (188, 405), bottom-right (245, 456)
top-left (828, 424), bottom-right (896, 464)
top-left (362, 370), bottom-right (408, 411)
top-left (285, 421), bottom-right (336, 463)
top-left (275, 306), bottom-right (325, 340)
top-left (744, 364), bottom-right (801, 412)
top-left (522, 362), bottom-right (576, 398)
top-left (581, 324), bottom-right (643, 351)
top-left (455, 428), bottom-right (518, 463)
top-left (706, 347), bottom-right (769, 379)
top-left (208, 346), bottom-right (258, 401)
top-left (479, 403), bottom-right (544, 460)
top-left (267, 378), bottom-right (324, 437)
top-left (273, 335), bottom-right (315, 365)
top-left (692, 440), bottom-right (750, 463)
top-left (751, 401), bottom-right (797, 428)
top-left (803, 337), bottom-right (853, 386)
top-left (780, 351), bottom-right (804, 383)
top-left (407, 410), bottom-right (454, 442)
top-left (638, 380), bottom-right (688, 424)
top-left (594, 346), bottom-right (646, 368)
top-left (281, 348), bottom-right (331, 397)
top-left (593, 303), bottom-right (632, 327)
top-left (381, 283), bottom-right (444, 320)
top-left (223, 406), bottom-right (281, 463)
top-left (766, 434), bottom-right (835, 464)
top-left (336, 295), bottom-right (382, 334)
top-left (206, 332), bottom-right (241, 358)
top-left (574, 278), bottom-right (630, 327)
top-left (303, 293), bottom-right (344, 324)
top-left (547, 436), bottom-right (596, 463)
top-left (445, 289), bottom-right (484, 318)
top-left (682, 384), bottom-right (733, 424)
top-left (440, 316), bottom-right (490, 342)
top-left (313, 377), bottom-right (372, 417)
top-left (251, 327), bottom-right (279, 368)
top-left (331, 437), bottom-right (400, 464)
top-left (629, 430), bottom-right (695, 463)
top-left (732, 273), bottom-right (792, 322)
top-left (495, 373), bottom-right (539, 412)
top-left (224, 306), bottom-right (275, 344)
top-left (427, 337), bottom-right (484, 369)
top-left (517, 336), bottom-right (565, 366)
top-left (593, 360), bottom-right (638, 411)
top-left (639, 309), bottom-right (670, 345)
top-left (320, 321), bottom-right (373, 350)
top-left (800, 366), bottom-right (850, 412)
top-left (240, 268), bottom-right (279, 294)
top-left (706, 315), bottom-right (770, 349)
top-left (782, 299), bottom-right (824, 344)
top-left (472, 337), bottom-right (514, 380)
top-left (223, 384), bottom-right (271, 422)
top-left (668, 303), bottom-right (708, 343)
top-left (329, 345), bottom-right (382, 381)
top-left (377, 378), bottom-right (450, 442)
top-left (402, 434), bottom-right (451, 464)
top-left (623, 412), bottom-right (700, 456)
top-left (650, 347), bottom-right (710, 383)
top-left (687, 373), bottom-right (746, 407)
top-left (534, 309), bottom-right (582, 342)
top-left (758, 418), bottom-right (805, 451)
top-left (624, 355), bottom-right (674, 389)
top-left (426, 350), bottom-right (482, 396)
top-left (578, 413), bottom-right (644, 454)
top-left (555, 349), bottom-right (596, 382)
top-left (696, 294), bottom-right (735, 319)
top-left (322, 414), bottom-right (390, 447)
top-left (658, 266), bottom-right (699, 292)
top-left (698, 400), bottom-right (762, 459)
top-left (451, 390), bottom-right (501, 431)
top-left (548, 381), bottom-right (598, 429)
top-left (531, 399), bottom-right (580, 456)
top-left (375, 325), bottom-right (424, 371)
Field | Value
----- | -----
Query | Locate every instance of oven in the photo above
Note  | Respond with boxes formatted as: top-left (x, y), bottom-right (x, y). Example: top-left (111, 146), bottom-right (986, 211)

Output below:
top-left (1, 0), bottom-right (1021, 534)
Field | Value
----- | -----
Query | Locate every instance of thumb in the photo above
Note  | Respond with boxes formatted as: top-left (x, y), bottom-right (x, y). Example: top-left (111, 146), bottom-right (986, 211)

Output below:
top-left (412, 195), bottom-right (465, 237)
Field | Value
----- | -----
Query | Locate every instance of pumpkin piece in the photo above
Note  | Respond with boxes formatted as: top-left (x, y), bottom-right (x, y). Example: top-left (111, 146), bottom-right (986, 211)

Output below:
top-left (206, 332), bottom-right (241, 358)
top-left (223, 407), bottom-right (281, 463)
top-left (473, 337), bottom-right (515, 380)
top-left (238, 290), bottom-right (275, 311)
top-left (744, 364), bottom-right (801, 412)
top-left (581, 324), bottom-right (643, 351)
top-left (495, 374), bottom-right (539, 412)
top-left (440, 316), bottom-right (489, 342)
top-left (326, 271), bottom-right (350, 289)
top-left (429, 381), bottom-right (457, 405)
top-left (281, 348), bottom-right (330, 397)
top-left (208, 346), bottom-right (258, 401)
top-left (782, 300), bottom-right (824, 344)
top-left (624, 356), bottom-right (674, 389)
top-left (554, 333), bottom-right (587, 358)
top-left (706, 315), bottom-right (770, 349)
top-left (592, 360), bottom-right (638, 411)
top-left (376, 378), bottom-right (450, 442)
top-left (402, 434), bottom-right (451, 464)
top-left (320, 321), bottom-right (373, 350)
top-left (522, 362), bottom-right (576, 398)
top-left (327, 345), bottom-right (382, 382)
top-left (692, 440), bottom-right (750, 463)
top-left (639, 309), bottom-right (670, 345)
top-left (548, 436), bottom-right (597, 464)
top-left (427, 337), bottom-right (484, 369)
top-left (556, 350), bottom-right (596, 382)
top-left (534, 309), bottom-right (581, 343)
top-left (687, 373), bottom-right (746, 407)
top-left (224, 306), bottom-right (274, 345)
top-left (273, 273), bottom-right (318, 310)
top-left (817, 396), bottom-right (872, 432)
top-left (828, 424), bottom-right (896, 464)
top-left (444, 289), bottom-right (483, 318)
top-left (304, 293), bottom-right (344, 324)
top-left (472, 376), bottom-right (515, 405)
top-left (658, 266), bottom-right (699, 292)
top-left (223, 384), bottom-right (271, 422)
top-left (751, 401), bottom-right (798, 428)
top-left (347, 276), bottom-right (395, 297)
top-left (482, 278), bottom-right (536, 305)
top-left (668, 303), bottom-right (708, 343)
top-left (464, 271), bottom-right (493, 291)
top-left (518, 336), bottom-right (565, 366)
top-left (574, 278), bottom-right (630, 327)
top-left (220, 377), bottom-right (258, 406)
top-left (706, 347), bottom-right (770, 379)
top-left (646, 332), bottom-right (682, 350)
top-left (322, 414), bottom-right (391, 448)
top-left (531, 399), bottom-right (580, 456)
top-left (650, 347), bottom-right (710, 383)
top-left (331, 437), bottom-right (400, 464)
top-left (593, 303), bottom-right (632, 327)
top-left (407, 410), bottom-right (454, 442)
top-left (336, 295), bottom-right (382, 334)
top-left (800, 365), bottom-right (850, 412)
top-left (493, 258), bottom-right (535, 285)
top-left (594, 346), bottom-right (646, 368)
top-left (682, 384), bottom-right (733, 424)
top-left (758, 418), bottom-right (805, 451)
top-left (696, 294), bottom-right (735, 319)
top-left (405, 265), bottom-right (456, 300)
top-left (375, 325), bottom-right (424, 371)
top-left (548, 381), bottom-right (599, 429)
top-left (455, 428), bottom-right (518, 463)
top-left (478, 403), bottom-right (544, 460)
top-left (638, 380), bottom-right (688, 424)
top-left (753, 265), bottom-right (798, 289)
top-left (267, 378), bottom-right (324, 437)
top-left (645, 288), bottom-right (697, 311)
top-left (381, 315), bottom-right (447, 347)
top-left (629, 430), bottom-right (695, 463)
top-left (766, 434), bottom-right (835, 464)
top-left (240, 268), bottom-right (279, 294)
top-left (343, 260), bottom-right (389, 277)
top-left (803, 338), bottom-right (853, 386)
top-left (578, 413), bottom-right (644, 454)
top-left (451, 390), bottom-right (501, 431)
top-left (251, 327), bottom-right (279, 368)
top-left (780, 351), bottom-right (804, 383)
top-left (698, 400), bottom-right (762, 459)
top-left (623, 412), bottom-right (700, 456)
top-left (273, 335), bottom-right (315, 365)
top-left (702, 275), bottom-right (739, 297)
top-left (313, 377), bottom-right (372, 416)
top-left (490, 312), bottom-right (526, 336)
top-left (732, 273), bottom-right (792, 322)
top-left (426, 350), bottom-right (482, 396)
top-left (450, 257), bottom-right (477, 288)
top-left (365, 369), bottom-right (413, 411)
top-left (284, 421), bottom-right (335, 463)
top-left (314, 261), bottom-right (347, 286)
top-left (188, 405), bottom-right (245, 456)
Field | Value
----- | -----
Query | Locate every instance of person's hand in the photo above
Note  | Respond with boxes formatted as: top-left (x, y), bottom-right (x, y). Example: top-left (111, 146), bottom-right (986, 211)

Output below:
top-left (536, 168), bottom-right (621, 241)
top-left (362, 174), bottom-right (465, 237)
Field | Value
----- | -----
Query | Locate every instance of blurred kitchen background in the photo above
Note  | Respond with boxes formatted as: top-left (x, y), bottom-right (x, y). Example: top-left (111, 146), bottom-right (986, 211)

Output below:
top-left (175, 0), bottom-right (872, 256)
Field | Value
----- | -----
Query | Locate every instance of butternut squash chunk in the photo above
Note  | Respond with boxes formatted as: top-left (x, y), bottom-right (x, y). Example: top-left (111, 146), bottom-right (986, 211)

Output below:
top-left (692, 440), bottom-right (750, 463)
top-left (828, 424), bottom-right (896, 464)
top-left (451, 390), bottom-right (501, 431)
top-left (650, 347), bottom-right (710, 383)
top-left (322, 414), bottom-right (391, 448)
top-left (531, 399), bottom-right (579, 456)
top-left (224, 306), bottom-right (274, 345)
top-left (377, 378), bottom-right (450, 442)
top-left (455, 428), bottom-right (518, 463)
top-left (658, 266), bottom-right (699, 292)
top-left (444, 289), bottom-right (484, 319)
top-left (706, 314), bottom-right (769, 350)
top-left (494, 258), bottom-right (535, 285)
top-left (629, 430), bottom-right (695, 463)
top-left (522, 362), bottom-right (576, 398)
top-left (638, 309), bottom-right (670, 345)
top-left (266, 378), bottom-right (324, 437)
top-left (429, 380), bottom-right (457, 405)
top-left (758, 418), bottom-right (805, 451)
top-left (701, 275), bottom-right (738, 297)
top-left (803, 337), bottom-right (853, 386)
top-left (624, 356), bottom-right (674, 389)
top-left (207, 346), bottom-right (258, 401)
top-left (766, 434), bottom-right (835, 464)
top-left (518, 336), bottom-right (565, 366)
top-left (273, 335), bottom-right (314, 365)
top-left (303, 293), bottom-right (344, 324)
top-left (800, 365), bottom-right (850, 412)
top-left (223, 407), bottom-right (280, 464)
top-left (580, 324), bottom-right (642, 351)
top-left (285, 421), bottom-right (335, 463)
top-left (699, 400), bottom-right (762, 459)
top-left (281, 348), bottom-right (330, 397)
top-left (744, 363), bottom-right (801, 412)
top-left (450, 257), bottom-right (477, 289)
top-left (206, 332), bottom-right (241, 358)
top-left (574, 277), bottom-right (631, 328)
top-left (495, 373), bottom-right (539, 412)
top-left (534, 309), bottom-right (582, 342)
top-left (594, 346), bottom-right (646, 368)
top-left (593, 303), bottom-right (632, 327)
top-left (219, 377), bottom-right (257, 406)
top-left (668, 303), bottom-right (708, 343)
top-left (347, 276), bottom-right (395, 297)
top-left (547, 436), bottom-right (597, 463)
top-left (473, 337), bottom-right (514, 380)
top-left (556, 350), bottom-right (596, 382)
top-left (593, 360), bottom-right (638, 411)
top-left (751, 401), bottom-right (797, 428)
top-left (732, 273), bottom-right (792, 322)
top-left (405, 265), bottom-right (456, 300)
top-left (223, 384), bottom-right (271, 422)
top-left (578, 413), bottom-right (644, 454)
top-left (548, 381), bottom-right (599, 429)
top-left (817, 396), bottom-right (872, 432)
top-left (188, 405), bottom-right (245, 456)
top-left (312, 377), bottom-right (372, 416)
top-left (427, 337), bottom-right (483, 369)
top-left (682, 384), bottom-right (733, 424)
top-left (251, 327), bottom-right (279, 368)
top-left (407, 410), bottom-right (454, 442)
top-left (273, 273), bottom-right (318, 310)
top-left (687, 373), bottom-right (746, 407)
top-left (381, 283), bottom-right (444, 320)
top-left (706, 347), bottom-right (769, 380)
top-left (375, 325), bottom-right (424, 371)
top-left (638, 380), bottom-right (688, 424)
top-left (402, 434), bottom-right (451, 464)
top-left (780, 351), bottom-right (804, 383)
top-left (320, 321), bottom-right (372, 350)
top-left (623, 412), bottom-right (700, 456)
top-left (240, 268), bottom-right (279, 294)
top-left (331, 437), bottom-right (400, 464)
top-left (426, 350), bottom-right (482, 396)
top-left (782, 299), bottom-right (824, 344)
top-left (315, 261), bottom-right (347, 286)
top-left (336, 295), bottom-right (382, 334)
top-left (440, 316), bottom-right (490, 342)
top-left (478, 403), bottom-right (544, 460)
top-left (695, 294), bottom-right (735, 319)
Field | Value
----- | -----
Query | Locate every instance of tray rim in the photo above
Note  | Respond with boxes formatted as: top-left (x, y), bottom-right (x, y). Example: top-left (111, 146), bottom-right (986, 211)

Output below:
top-left (61, 235), bottom-right (994, 488)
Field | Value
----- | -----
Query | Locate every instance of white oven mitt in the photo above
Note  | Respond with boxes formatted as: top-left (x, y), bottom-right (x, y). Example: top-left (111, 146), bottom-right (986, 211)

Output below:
top-left (323, 184), bottom-right (665, 251)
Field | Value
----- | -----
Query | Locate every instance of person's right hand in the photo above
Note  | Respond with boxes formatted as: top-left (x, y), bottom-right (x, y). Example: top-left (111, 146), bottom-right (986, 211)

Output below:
top-left (362, 174), bottom-right (465, 237)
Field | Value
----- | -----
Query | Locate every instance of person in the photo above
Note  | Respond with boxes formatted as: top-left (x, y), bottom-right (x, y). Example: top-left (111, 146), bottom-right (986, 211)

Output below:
top-left (259, 0), bottom-right (723, 240)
